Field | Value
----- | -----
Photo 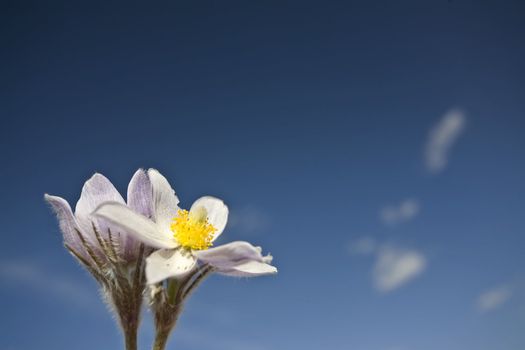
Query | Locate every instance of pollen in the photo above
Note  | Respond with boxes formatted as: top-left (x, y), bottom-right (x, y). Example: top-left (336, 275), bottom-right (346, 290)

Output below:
top-left (170, 209), bottom-right (216, 250)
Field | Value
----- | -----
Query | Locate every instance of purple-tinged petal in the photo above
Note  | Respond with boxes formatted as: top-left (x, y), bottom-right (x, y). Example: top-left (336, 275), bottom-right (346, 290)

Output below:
top-left (44, 194), bottom-right (89, 259)
top-left (218, 260), bottom-right (278, 277)
top-left (75, 173), bottom-right (125, 240)
top-left (127, 169), bottom-right (153, 217)
top-left (123, 169), bottom-right (153, 260)
top-left (195, 241), bottom-right (277, 277)
top-left (194, 241), bottom-right (265, 268)
top-left (93, 201), bottom-right (177, 249)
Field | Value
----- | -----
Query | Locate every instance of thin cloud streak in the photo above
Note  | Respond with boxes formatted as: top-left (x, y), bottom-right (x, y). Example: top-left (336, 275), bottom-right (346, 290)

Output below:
top-left (373, 246), bottom-right (427, 292)
top-left (425, 108), bottom-right (466, 173)
top-left (347, 236), bottom-right (377, 256)
top-left (0, 259), bottom-right (96, 307)
top-left (380, 199), bottom-right (420, 226)
top-left (477, 285), bottom-right (512, 312)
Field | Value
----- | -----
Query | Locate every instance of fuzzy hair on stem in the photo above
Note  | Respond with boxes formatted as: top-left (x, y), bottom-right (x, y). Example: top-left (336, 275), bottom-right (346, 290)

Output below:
top-left (66, 224), bottom-right (148, 350)
top-left (150, 264), bottom-right (214, 350)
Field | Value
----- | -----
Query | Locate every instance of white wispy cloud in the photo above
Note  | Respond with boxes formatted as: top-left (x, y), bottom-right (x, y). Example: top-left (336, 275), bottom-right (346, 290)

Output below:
top-left (373, 246), bottom-right (427, 292)
top-left (425, 108), bottom-right (466, 173)
top-left (228, 206), bottom-right (270, 236)
top-left (380, 199), bottom-right (420, 225)
top-left (0, 259), bottom-right (96, 307)
top-left (347, 236), bottom-right (377, 256)
top-left (476, 285), bottom-right (512, 312)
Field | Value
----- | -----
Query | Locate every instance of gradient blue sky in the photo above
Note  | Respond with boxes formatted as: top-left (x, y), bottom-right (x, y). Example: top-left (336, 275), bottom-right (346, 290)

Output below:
top-left (1, 1), bottom-right (525, 350)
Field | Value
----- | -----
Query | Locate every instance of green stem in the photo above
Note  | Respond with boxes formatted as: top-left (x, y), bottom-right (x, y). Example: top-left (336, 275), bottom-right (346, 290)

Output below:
top-left (153, 329), bottom-right (170, 350)
top-left (167, 279), bottom-right (179, 304)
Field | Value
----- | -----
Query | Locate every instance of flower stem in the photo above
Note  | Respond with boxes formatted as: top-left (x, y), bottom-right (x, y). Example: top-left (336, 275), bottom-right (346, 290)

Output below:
top-left (152, 305), bottom-right (180, 350)
top-left (152, 329), bottom-right (170, 350)
top-left (150, 266), bottom-right (214, 350)
top-left (124, 325), bottom-right (138, 350)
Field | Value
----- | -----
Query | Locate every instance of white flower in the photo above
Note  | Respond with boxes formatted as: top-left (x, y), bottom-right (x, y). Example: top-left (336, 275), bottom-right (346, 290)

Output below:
top-left (93, 169), bottom-right (277, 284)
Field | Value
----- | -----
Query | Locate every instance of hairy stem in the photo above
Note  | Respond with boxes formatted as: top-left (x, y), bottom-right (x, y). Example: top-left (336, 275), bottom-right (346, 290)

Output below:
top-left (118, 244), bottom-right (146, 350)
top-left (152, 304), bottom-right (181, 350)
top-left (124, 325), bottom-right (138, 350)
top-left (150, 266), bottom-right (214, 350)
top-left (152, 328), bottom-right (171, 350)
top-left (121, 300), bottom-right (141, 350)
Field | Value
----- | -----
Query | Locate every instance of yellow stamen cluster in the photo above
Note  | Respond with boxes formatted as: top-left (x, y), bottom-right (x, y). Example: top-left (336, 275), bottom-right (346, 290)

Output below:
top-left (170, 209), bottom-right (216, 250)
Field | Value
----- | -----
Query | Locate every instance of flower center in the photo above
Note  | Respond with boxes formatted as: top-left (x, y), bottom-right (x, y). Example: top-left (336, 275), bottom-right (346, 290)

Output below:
top-left (170, 209), bottom-right (216, 250)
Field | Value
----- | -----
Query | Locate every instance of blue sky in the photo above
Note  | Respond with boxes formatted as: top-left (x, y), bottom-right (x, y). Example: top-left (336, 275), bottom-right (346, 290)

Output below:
top-left (1, 1), bottom-right (524, 349)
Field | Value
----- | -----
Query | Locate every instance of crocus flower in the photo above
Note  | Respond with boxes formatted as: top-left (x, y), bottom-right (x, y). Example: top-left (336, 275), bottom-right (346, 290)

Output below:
top-left (94, 169), bottom-right (277, 284)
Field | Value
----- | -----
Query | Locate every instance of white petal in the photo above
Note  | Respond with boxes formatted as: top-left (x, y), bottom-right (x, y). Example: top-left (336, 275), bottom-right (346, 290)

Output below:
top-left (190, 196), bottom-right (228, 242)
top-left (93, 202), bottom-right (177, 249)
top-left (148, 169), bottom-right (180, 232)
top-left (145, 249), bottom-right (197, 284)
top-left (74, 173), bottom-right (125, 240)
top-left (194, 241), bottom-right (265, 268)
top-left (219, 260), bottom-right (278, 277)
top-left (262, 254), bottom-right (273, 264)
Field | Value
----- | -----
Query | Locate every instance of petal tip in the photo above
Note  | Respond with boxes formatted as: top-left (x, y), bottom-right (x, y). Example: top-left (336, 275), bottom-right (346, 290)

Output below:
top-left (147, 168), bottom-right (162, 177)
